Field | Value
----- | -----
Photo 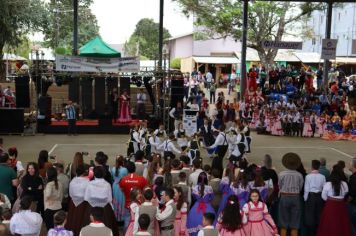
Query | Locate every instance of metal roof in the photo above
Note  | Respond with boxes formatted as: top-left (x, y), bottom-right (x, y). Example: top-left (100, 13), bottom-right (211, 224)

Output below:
top-left (3, 53), bottom-right (27, 61)
top-left (193, 56), bottom-right (240, 64)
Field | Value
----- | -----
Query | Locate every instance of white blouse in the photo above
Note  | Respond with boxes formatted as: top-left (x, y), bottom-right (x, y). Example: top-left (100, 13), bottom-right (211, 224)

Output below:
top-left (84, 178), bottom-right (112, 207)
top-left (321, 181), bottom-right (349, 201)
top-left (69, 177), bottom-right (90, 206)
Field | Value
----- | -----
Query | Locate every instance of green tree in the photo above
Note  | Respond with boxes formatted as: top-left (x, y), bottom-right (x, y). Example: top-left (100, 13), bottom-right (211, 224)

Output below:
top-left (43, 0), bottom-right (99, 52)
top-left (175, 0), bottom-right (328, 66)
top-left (125, 18), bottom-right (171, 59)
top-left (0, 0), bottom-right (49, 79)
top-left (170, 58), bottom-right (181, 69)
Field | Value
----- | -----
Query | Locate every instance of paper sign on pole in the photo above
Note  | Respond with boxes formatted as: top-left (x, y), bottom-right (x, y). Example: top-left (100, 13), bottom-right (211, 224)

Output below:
top-left (321, 39), bottom-right (338, 60)
top-left (55, 55), bottom-right (140, 73)
top-left (261, 41), bottom-right (303, 50)
top-left (183, 109), bottom-right (198, 137)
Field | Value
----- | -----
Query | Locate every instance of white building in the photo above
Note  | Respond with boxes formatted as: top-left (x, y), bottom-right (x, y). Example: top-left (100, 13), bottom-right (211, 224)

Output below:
top-left (303, 3), bottom-right (356, 57)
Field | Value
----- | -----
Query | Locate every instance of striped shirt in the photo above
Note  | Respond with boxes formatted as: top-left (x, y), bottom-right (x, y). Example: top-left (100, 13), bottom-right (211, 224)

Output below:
top-left (66, 105), bottom-right (76, 120)
top-left (279, 170), bottom-right (304, 194)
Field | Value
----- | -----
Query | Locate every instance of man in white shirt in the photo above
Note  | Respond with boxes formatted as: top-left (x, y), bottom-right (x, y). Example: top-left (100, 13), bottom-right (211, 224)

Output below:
top-left (10, 196), bottom-right (43, 236)
top-left (136, 88), bottom-right (147, 120)
top-left (304, 160), bottom-right (326, 235)
top-left (158, 134), bottom-right (182, 160)
top-left (197, 212), bottom-right (219, 236)
top-left (189, 158), bottom-right (203, 187)
top-left (205, 125), bottom-right (228, 176)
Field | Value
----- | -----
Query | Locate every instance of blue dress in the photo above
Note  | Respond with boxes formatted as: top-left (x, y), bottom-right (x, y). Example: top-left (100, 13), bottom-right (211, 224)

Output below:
top-left (111, 166), bottom-right (128, 221)
top-left (217, 177), bottom-right (232, 217)
top-left (187, 185), bottom-right (215, 236)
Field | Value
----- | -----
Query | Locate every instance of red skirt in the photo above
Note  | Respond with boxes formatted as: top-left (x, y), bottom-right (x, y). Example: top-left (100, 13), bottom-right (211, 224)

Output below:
top-left (66, 200), bottom-right (89, 236)
top-left (317, 199), bottom-right (352, 236)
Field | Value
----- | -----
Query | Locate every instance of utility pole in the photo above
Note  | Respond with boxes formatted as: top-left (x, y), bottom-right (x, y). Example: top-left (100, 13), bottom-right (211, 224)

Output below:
top-left (322, 0), bottom-right (333, 90)
top-left (240, 0), bottom-right (248, 98)
top-left (73, 0), bottom-right (78, 55)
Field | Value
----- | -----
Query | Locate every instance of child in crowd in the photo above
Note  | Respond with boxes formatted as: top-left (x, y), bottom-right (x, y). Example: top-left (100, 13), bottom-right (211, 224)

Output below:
top-left (243, 189), bottom-right (278, 236)
top-left (216, 195), bottom-right (246, 236)
top-left (47, 210), bottom-right (73, 236)
top-left (134, 214), bottom-right (151, 236)
top-left (137, 188), bottom-right (158, 236)
top-left (197, 213), bottom-right (219, 236)
top-left (173, 186), bottom-right (188, 236)
top-left (126, 188), bottom-right (142, 236)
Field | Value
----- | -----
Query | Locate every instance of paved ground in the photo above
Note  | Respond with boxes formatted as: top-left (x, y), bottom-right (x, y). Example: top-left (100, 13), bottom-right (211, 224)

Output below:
top-left (1, 131), bottom-right (355, 173)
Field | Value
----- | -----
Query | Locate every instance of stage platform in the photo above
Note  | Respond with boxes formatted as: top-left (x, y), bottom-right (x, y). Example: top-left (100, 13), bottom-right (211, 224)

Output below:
top-left (37, 119), bottom-right (141, 134)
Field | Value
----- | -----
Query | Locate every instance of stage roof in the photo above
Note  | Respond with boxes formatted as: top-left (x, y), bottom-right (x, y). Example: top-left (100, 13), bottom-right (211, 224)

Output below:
top-left (79, 36), bottom-right (121, 58)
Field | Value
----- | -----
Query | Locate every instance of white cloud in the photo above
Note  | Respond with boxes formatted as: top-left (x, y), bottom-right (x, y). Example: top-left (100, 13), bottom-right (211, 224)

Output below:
top-left (90, 0), bottom-right (193, 44)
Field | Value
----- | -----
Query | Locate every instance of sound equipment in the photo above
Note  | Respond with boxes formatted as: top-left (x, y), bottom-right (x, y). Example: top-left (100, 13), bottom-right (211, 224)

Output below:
top-left (120, 77), bottom-right (130, 96)
top-left (0, 108), bottom-right (24, 133)
top-left (15, 76), bottom-right (30, 108)
top-left (170, 79), bottom-right (184, 108)
top-left (81, 78), bottom-right (93, 119)
top-left (106, 77), bottom-right (119, 115)
top-left (95, 78), bottom-right (105, 115)
top-left (37, 96), bottom-right (52, 125)
top-left (68, 77), bottom-right (80, 103)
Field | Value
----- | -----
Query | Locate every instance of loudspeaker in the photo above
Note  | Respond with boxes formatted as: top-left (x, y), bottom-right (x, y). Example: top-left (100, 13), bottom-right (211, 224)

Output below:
top-left (37, 96), bottom-right (52, 125)
top-left (106, 77), bottom-right (118, 114)
top-left (0, 108), bottom-right (24, 133)
top-left (81, 77), bottom-right (93, 119)
top-left (68, 77), bottom-right (79, 103)
top-left (170, 79), bottom-right (184, 108)
top-left (95, 78), bottom-right (105, 115)
top-left (120, 77), bottom-right (130, 96)
top-left (15, 76), bottom-right (30, 108)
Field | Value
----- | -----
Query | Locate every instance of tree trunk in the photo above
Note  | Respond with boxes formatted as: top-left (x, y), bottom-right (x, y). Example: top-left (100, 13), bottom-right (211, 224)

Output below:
top-left (0, 42), bottom-right (5, 81)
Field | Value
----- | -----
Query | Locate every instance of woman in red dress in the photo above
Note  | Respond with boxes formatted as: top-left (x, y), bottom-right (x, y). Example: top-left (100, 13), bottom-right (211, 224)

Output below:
top-left (118, 90), bottom-right (132, 123)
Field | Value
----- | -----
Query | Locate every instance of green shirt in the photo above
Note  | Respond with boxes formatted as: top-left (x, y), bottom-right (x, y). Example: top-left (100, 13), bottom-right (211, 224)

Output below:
top-left (0, 164), bottom-right (16, 200)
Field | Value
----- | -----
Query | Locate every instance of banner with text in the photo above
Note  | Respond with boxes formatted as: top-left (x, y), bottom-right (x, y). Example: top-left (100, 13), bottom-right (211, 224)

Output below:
top-left (55, 55), bottom-right (140, 73)
top-left (261, 41), bottom-right (303, 50)
top-left (321, 39), bottom-right (338, 60)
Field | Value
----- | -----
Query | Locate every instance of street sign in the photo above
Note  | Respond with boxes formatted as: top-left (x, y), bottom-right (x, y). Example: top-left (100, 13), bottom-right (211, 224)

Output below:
top-left (261, 41), bottom-right (303, 50)
top-left (321, 39), bottom-right (338, 60)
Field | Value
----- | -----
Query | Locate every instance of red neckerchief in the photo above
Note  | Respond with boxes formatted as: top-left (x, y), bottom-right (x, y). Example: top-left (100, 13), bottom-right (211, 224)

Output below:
top-left (252, 201), bottom-right (259, 208)
top-left (92, 220), bottom-right (102, 224)
top-left (160, 205), bottom-right (166, 213)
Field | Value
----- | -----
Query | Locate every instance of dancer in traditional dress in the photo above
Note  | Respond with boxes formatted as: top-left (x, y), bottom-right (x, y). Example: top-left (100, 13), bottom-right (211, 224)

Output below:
top-left (216, 195), bottom-right (247, 236)
top-left (243, 189), bottom-right (278, 236)
top-left (302, 112), bottom-right (313, 137)
top-left (118, 90), bottom-right (132, 123)
top-left (187, 172), bottom-right (215, 236)
top-left (173, 186), bottom-right (188, 236)
top-left (125, 188), bottom-right (142, 236)
top-left (111, 156), bottom-right (128, 222)
top-left (174, 123), bottom-right (188, 151)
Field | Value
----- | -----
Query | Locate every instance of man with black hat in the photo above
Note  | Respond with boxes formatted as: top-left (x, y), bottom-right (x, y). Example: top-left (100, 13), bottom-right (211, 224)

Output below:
top-left (278, 153), bottom-right (304, 236)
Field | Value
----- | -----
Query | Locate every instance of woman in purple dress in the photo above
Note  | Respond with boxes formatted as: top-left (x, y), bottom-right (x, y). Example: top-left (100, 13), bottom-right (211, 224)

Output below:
top-left (187, 172), bottom-right (215, 236)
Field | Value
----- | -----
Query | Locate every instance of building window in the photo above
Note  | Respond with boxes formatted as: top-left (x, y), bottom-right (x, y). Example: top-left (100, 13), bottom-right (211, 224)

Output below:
top-left (338, 13), bottom-right (341, 21)
top-left (312, 38), bottom-right (316, 45)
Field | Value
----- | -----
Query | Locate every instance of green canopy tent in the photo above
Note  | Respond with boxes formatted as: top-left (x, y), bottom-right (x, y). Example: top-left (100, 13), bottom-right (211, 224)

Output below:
top-left (79, 36), bottom-right (121, 58)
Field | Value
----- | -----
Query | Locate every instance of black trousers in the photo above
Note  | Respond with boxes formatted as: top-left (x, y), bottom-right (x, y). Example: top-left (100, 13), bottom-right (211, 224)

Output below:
top-left (112, 102), bottom-right (118, 121)
top-left (212, 145), bottom-right (228, 177)
top-left (305, 192), bottom-right (324, 235)
top-left (44, 208), bottom-right (61, 230)
top-left (68, 119), bottom-right (77, 134)
top-left (210, 91), bottom-right (216, 104)
top-left (136, 103), bottom-right (146, 119)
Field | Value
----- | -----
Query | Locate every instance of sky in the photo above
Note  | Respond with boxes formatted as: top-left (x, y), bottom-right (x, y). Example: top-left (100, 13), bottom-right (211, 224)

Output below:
top-left (90, 0), bottom-right (194, 44)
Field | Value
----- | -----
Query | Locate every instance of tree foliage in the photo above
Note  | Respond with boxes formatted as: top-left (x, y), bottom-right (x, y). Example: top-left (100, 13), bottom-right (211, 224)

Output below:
top-left (43, 0), bottom-right (99, 52)
top-left (170, 58), bottom-right (181, 69)
top-left (124, 18), bottom-right (171, 59)
top-left (174, 0), bottom-right (328, 66)
top-left (0, 0), bottom-right (49, 79)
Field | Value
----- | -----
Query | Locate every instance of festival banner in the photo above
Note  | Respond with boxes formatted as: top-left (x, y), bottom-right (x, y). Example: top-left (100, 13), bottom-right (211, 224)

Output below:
top-left (55, 55), bottom-right (140, 73)
top-left (261, 41), bottom-right (303, 50)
